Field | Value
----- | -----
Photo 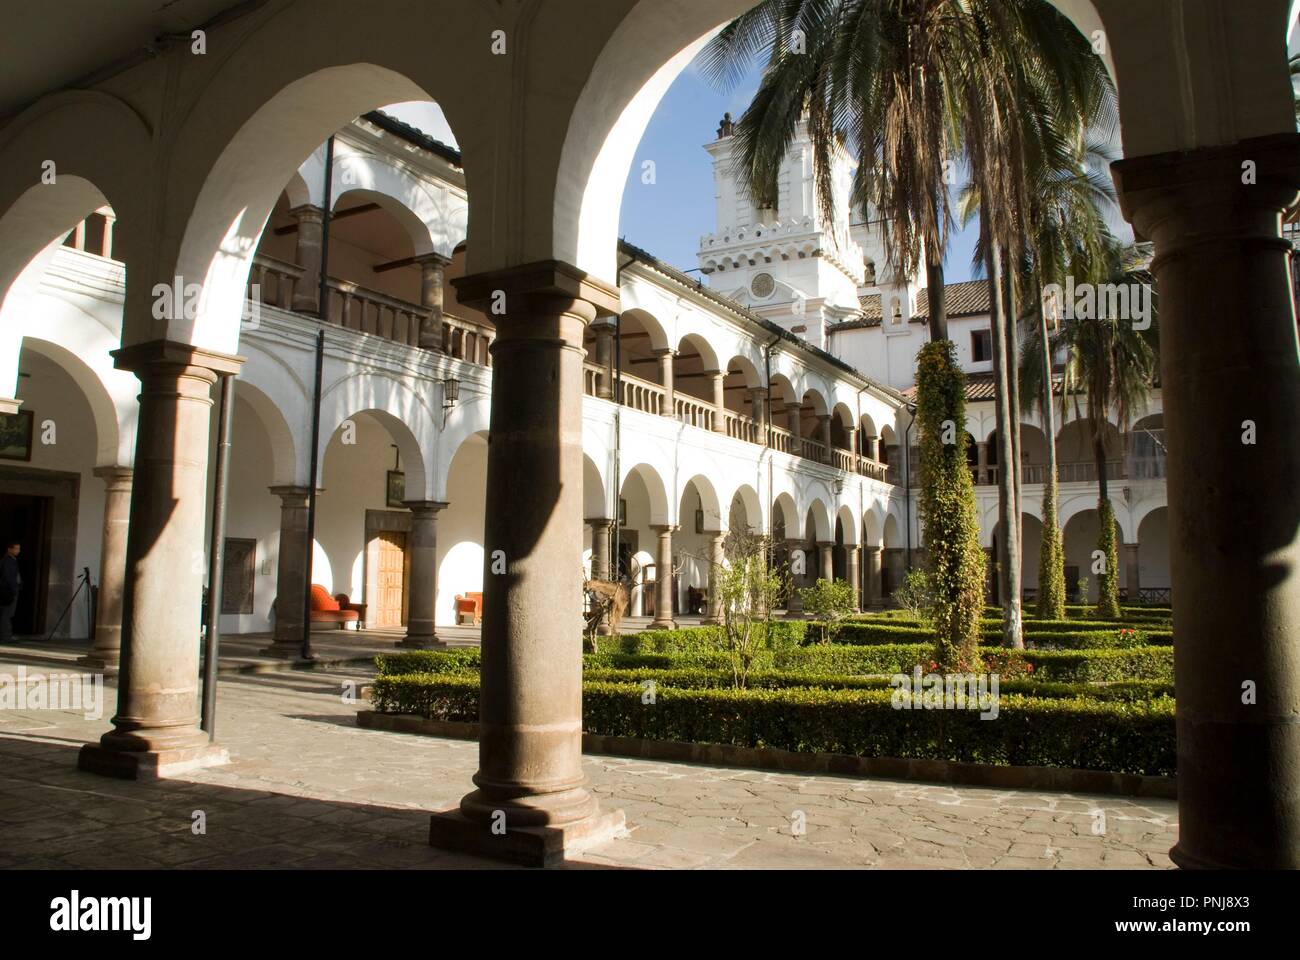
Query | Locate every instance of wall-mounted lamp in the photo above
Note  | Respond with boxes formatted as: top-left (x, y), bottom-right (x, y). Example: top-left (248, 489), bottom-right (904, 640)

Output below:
top-left (442, 377), bottom-right (460, 409)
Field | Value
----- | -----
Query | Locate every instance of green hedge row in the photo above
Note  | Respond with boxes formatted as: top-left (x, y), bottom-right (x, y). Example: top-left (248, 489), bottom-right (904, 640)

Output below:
top-left (369, 674), bottom-right (1176, 777)
top-left (809, 620), bottom-right (1172, 649)
top-left (378, 642), bottom-right (1174, 684)
top-left (581, 666), bottom-right (1174, 701)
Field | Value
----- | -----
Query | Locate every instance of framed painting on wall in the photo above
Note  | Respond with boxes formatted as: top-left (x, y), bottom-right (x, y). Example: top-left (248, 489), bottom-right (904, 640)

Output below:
top-left (0, 410), bottom-right (34, 462)
top-left (386, 470), bottom-right (406, 509)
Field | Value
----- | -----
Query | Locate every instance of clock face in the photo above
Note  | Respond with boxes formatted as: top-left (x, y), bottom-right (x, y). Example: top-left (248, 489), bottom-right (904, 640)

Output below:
top-left (751, 272), bottom-right (775, 299)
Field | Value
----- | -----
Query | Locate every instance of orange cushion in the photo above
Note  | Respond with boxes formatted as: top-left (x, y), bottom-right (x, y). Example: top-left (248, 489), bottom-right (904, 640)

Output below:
top-left (310, 584), bottom-right (340, 612)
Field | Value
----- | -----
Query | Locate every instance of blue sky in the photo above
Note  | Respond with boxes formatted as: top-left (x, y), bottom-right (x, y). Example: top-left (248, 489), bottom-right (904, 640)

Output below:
top-left (615, 58), bottom-right (983, 284)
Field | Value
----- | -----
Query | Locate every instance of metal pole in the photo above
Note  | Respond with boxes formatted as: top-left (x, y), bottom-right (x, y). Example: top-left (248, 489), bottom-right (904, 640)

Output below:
top-left (299, 135), bottom-right (334, 661)
top-left (301, 329), bottom-right (325, 661)
top-left (201, 372), bottom-right (234, 738)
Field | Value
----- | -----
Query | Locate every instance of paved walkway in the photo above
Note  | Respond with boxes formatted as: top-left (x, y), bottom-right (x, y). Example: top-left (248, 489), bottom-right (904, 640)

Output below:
top-left (0, 657), bottom-right (1177, 869)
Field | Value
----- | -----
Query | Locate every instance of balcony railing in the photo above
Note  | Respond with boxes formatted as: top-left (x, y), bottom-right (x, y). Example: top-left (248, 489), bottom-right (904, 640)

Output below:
top-left (578, 364), bottom-right (892, 482)
top-left (247, 254), bottom-right (492, 364)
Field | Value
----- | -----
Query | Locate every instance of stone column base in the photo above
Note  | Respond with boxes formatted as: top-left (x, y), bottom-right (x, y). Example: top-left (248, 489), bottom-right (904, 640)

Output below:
top-left (428, 806), bottom-right (626, 868)
top-left (648, 618), bottom-right (676, 630)
top-left (396, 635), bottom-right (449, 650)
top-left (76, 652), bottom-right (120, 674)
top-left (78, 742), bottom-right (229, 781)
top-left (259, 638), bottom-right (308, 659)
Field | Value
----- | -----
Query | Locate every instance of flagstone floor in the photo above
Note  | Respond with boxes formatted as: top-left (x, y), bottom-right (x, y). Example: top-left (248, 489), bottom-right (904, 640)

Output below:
top-left (0, 656), bottom-right (1177, 870)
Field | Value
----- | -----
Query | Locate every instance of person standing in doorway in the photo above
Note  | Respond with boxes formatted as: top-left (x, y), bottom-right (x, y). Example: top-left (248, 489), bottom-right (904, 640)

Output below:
top-left (0, 541), bottom-right (22, 642)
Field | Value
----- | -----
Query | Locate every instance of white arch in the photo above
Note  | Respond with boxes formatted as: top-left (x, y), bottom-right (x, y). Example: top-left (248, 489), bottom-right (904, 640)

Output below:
top-left (316, 370), bottom-right (436, 497)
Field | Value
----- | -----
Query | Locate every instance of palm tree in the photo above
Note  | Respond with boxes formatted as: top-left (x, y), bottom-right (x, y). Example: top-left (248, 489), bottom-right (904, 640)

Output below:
top-left (1015, 128), bottom-right (1119, 618)
top-left (1023, 242), bottom-right (1159, 617)
top-left (702, 0), bottom-right (1114, 650)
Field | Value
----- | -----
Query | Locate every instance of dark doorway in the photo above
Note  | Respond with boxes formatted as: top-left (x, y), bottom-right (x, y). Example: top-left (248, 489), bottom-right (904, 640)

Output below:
top-left (0, 492), bottom-right (52, 635)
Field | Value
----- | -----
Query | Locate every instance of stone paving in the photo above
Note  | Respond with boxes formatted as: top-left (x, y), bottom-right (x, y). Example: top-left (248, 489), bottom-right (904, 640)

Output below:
top-left (0, 656), bottom-right (1178, 870)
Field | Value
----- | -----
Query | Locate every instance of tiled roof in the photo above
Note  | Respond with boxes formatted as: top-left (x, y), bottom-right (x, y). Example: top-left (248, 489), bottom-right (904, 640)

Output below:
top-left (901, 371), bottom-right (1066, 403)
top-left (363, 111), bottom-right (463, 167)
top-left (832, 278), bottom-right (991, 332)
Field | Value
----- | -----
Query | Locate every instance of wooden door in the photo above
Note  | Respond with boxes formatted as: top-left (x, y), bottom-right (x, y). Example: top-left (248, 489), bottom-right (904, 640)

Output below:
top-left (368, 530), bottom-right (407, 628)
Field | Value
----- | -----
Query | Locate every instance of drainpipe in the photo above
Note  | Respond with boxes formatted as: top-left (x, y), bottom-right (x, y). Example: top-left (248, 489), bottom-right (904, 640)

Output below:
top-left (201, 372), bottom-right (234, 738)
top-left (763, 334), bottom-right (780, 550)
top-left (611, 249), bottom-right (641, 581)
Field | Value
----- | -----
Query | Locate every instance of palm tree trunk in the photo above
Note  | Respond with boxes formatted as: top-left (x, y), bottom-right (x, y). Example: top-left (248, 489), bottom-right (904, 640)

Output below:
top-left (987, 238), bottom-right (1022, 648)
top-left (1004, 253), bottom-right (1023, 593)
top-left (1036, 278), bottom-right (1066, 619)
top-left (927, 255), bottom-right (947, 342)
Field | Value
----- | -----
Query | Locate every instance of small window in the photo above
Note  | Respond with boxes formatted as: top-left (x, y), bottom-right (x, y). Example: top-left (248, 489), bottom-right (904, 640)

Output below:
top-left (971, 328), bottom-right (992, 363)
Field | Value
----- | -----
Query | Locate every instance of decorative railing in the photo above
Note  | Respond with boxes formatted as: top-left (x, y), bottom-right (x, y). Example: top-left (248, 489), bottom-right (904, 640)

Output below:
top-left (441, 311), bottom-right (494, 367)
top-left (577, 362), bottom-right (897, 484)
top-left (1059, 460), bottom-right (1124, 483)
top-left (324, 277), bottom-right (429, 347)
top-left (673, 393), bottom-right (715, 431)
top-left (1129, 456), bottom-right (1166, 480)
top-left (724, 411), bottom-right (760, 444)
top-left (249, 254), bottom-right (304, 311)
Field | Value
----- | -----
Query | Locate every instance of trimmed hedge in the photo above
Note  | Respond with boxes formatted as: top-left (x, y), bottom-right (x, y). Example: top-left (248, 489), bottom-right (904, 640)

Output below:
top-left (810, 619), bottom-right (1172, 650)
top-left (581, 666), bottom-right (1174, 701)
top-left (369, 674), bottom-right (1176, 777)
top-left (376, 642), bottom-right (1174, 684)
top-left (591, 621), bottom-right (806, 657)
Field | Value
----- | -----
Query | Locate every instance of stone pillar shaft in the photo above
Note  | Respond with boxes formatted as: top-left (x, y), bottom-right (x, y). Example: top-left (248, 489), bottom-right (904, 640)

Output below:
top-left (784, 539), bottom-right (805, 617)
top-left (1124, 542), bottom-right (1140, 603)
top-left (650, 524), bottom-right (676, 629)
top-left (701, 530), bottom-right (725, 625)
top-left (819, 415), bottom-right (832, 462)
top-left (1114, 134), bottom-right (1300, 869)
top-left (817, 542), bottom-right (834, 582)
top-left (80, 467), bottom-right (133, 671)
top-left (588, 518), bottom-right (614, 635)
top-left (81, 340), bottom-right (240, 778)
top-left (593, 324), bottom-right (615, 400)
top-left (976, 440), bottom-right (990, 486)
top-left (657, 349), bottom-right (674, 418)
top-left (710, 372), bottom-right (726, 433)
top-left (864, 547), bottom-right (882, 607)
top-left (846, 546), bottom-right (861, 611)
top-left (399, 501), bottom-right (448, 649)
top-left (418, 254), bottom-right (449, 350)
top-left (261, 485), bottom-right (311, 658)
top-left (444, 270), bottom-right (618, 836)
top-left (290, 205), bottom-right (324, 314)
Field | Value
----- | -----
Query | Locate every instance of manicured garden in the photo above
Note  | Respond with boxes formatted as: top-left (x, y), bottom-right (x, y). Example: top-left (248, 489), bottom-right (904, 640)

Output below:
top-left (367, 605), bottom-right (1176, 779)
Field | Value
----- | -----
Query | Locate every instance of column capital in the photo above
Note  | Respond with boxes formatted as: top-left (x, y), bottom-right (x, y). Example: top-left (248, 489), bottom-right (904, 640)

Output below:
top-left (404, 500), bottom-right (450, 516)
top-left (816, 540), bottom-right (835, 549)
top-left (93, 465), bottom-right (133, 485)
top-left (414, 251), bottom-right (453, 268)
top-left (112, 339), bottom-right (244, 378)
top-left (1113, 133), bottom-right (1300, 245)
top-left (269, 484), bottom-right (312, 502)
top-left (451, 259), bottom-right (620, 318)
top-left (649, 523), bottom-right (678, 535)
top-left (653, 346), bottom-right (675, 358)
top-left (288, 203), bottom-right (325, 223)
top-left (586, 516), bottom-right (615, 529)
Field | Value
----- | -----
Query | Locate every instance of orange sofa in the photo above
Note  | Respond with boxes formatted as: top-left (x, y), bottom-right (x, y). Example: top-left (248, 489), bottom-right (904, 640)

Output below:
top-left (309, 584), bottom-right (366, 628)
top-left (454, 591), bottom-right (483, 625)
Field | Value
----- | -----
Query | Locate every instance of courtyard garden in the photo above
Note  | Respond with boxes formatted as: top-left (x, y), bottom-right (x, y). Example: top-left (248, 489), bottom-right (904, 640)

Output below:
top-left (367, 604), bottom-right (1176, 780)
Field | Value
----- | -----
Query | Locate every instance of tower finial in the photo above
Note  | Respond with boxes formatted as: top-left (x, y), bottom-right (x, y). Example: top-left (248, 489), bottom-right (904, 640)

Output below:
top-left (717, 112), bottom-right (735, 139)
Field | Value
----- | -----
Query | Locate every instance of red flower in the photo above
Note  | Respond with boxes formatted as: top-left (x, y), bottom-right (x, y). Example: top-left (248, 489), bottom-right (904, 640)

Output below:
top-left (1026, 663), bottom-right (1035, 672)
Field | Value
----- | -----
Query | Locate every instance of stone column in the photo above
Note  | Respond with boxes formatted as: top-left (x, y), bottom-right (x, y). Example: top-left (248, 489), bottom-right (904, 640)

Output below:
top-left (784, 538), bottom-right (805, 617)
top-left (709, 371), bottom-right (726, 433)
top-left (976, 439), bottom-right (990, 486)
top-left (819, 414), bottom-right (833, 462)
top-left (434, 263), bottom-right (623, 863)
top-left (1124, 542), bottom-right (1140, 604)
top-left (79, 466), bottom-right (133, 672)
top-left (817, 541), bottom-right (834, 582)
top-left (399, 501), bottom-right (448, 649)
top-left (1114, 134), bottom-right (1300, 869)
top-left (863, 546), bottom-right (882, 607)
top-left (592, 322), bottom-right (615, 400)
top-left (750, 387), bottom-right (767, 436)
top-left (260, 485), bottom-right (312, 658)
top-left (846, 545), bottom-right (861, 610)
top-left (866, 435), bottom-right (880, 462)
top-left (786, 400), bottom-right (801, 437)
top-left (587, 517), bottom-right (614, 635)
top-left (847, 426), bottom-right (859, 471)
top-left (79, 341), bottom-right (240, 780)
top-left (656, 348), bottom-right (674, 418)
top-left (649, 524), bottom-right (677, 629)
top-left (290, 204), bottom-right (324, 314)
top-left (701, 530), bottom-right (725, 626)
top-left (417, 253), bottom-right (450, 350)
